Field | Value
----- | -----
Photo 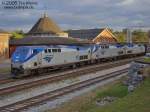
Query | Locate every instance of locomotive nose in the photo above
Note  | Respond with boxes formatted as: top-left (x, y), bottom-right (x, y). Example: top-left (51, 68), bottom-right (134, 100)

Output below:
top-left (12, 54), bottom-right (27, 63)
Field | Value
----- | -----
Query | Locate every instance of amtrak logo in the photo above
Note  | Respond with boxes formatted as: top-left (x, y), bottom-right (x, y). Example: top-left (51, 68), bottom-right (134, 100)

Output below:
top-left (43, 55), bottom-right (53, 63)
top-left (92, 46), bottom-right (99, 53)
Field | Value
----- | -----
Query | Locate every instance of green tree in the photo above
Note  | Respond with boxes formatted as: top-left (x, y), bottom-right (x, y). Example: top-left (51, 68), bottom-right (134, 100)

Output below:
top-left (147, 30), bottom-right (150, 43)
top-left (113, 31), bottom-right (126, 43)
top-left (132, 30), bottom-right (148, 42)
top-left (11, 30), bottom-right (25, 39)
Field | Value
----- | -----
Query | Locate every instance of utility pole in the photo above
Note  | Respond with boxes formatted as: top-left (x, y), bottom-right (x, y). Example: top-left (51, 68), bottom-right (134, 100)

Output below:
top-left (148, 30), bottom-right (150, 44)
top-left (125, 28), bottom-right (132, 43)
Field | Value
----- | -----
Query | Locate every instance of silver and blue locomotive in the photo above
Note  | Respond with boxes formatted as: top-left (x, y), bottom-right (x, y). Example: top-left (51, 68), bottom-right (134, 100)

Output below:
top-left (11, 44), bottom-right (145, 78)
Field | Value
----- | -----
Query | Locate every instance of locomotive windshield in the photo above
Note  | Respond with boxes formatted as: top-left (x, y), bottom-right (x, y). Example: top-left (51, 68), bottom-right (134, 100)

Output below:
top-left (12, 47), bottom-right (30, 63)
top-left (15, 47), bottom-right (29, 54)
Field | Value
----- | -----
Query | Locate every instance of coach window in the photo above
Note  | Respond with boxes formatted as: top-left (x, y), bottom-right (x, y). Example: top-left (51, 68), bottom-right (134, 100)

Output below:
top-left (33, 49), bottom-right (38, 54)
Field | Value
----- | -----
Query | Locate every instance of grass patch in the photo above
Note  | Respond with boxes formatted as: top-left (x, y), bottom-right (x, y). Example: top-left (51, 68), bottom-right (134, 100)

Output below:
top-left (87, 78), bottom-right (150, 112)
top-left (96, 83), bottom-right (128, 98)
top-left (143, 57), bottom-right (150, 62)
top-left (49, 77), bottom-right (150, 112)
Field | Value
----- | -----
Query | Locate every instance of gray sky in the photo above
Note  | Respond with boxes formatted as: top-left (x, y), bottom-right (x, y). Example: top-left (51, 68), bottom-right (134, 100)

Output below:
top-left (0, 0), bottom-right (150, 32)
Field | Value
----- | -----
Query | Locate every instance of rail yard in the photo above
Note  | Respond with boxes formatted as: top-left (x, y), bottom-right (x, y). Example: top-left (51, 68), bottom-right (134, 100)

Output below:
top-left (0, 56), bottom-right (147, 112)
top-left (0, 1), bottom-right (150, 111)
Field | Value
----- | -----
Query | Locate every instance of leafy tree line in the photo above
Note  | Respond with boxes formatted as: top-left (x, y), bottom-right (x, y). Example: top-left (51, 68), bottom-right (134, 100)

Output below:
top-left (11, 30), bottom-right (25, 39)
top-left (113, 29), bottom-right (149, 43)
top-left (10, 29), bottom-right (150, 43)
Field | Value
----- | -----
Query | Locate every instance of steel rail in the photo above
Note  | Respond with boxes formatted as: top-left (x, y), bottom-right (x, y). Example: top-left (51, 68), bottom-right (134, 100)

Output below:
top-left (0, 58), bottom-right (131, 96)
top-left (0, 68), bottom-right (128, 112)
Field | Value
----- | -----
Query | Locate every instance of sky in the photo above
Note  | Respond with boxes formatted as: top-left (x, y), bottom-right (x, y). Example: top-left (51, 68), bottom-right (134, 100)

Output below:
top-left (0, 0), bottom-right (150, 32)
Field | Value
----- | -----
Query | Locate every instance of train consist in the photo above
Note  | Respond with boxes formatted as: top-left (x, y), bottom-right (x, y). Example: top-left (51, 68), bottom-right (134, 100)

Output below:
top-left (11, 44), bottom-right (145, 78)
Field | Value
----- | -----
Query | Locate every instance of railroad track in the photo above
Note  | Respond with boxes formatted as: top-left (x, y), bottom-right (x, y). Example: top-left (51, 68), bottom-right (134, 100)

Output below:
top-left (0, 57), bottom-right (135, 96)
top-left (0, 78), bottom-right (14, 84)
top-left (0, 57), bottom-right (142, 96)
top-left (0, 68), bottom-right (128, 112)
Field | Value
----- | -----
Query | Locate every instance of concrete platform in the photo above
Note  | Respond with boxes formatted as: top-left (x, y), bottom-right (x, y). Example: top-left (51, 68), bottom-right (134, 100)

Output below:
top-left (0, 59), bottom-right (10, 69)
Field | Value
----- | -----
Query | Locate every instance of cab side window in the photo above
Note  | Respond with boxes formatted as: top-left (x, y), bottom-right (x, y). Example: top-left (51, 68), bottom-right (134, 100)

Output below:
top-left (52, 49), bottom-right (61, 53)
top-left (101, 45), bottom-right (109, 49)
top-left (48, 49), bottom-right (51, 53)
top-left (52, 49), bottom-right (57, 52)
top-left (44, 49), bottom-right (48, 53)
top-left (33, 49), bottom-right (38, 54)
top-left (44, 48), bottom-right (61, 53)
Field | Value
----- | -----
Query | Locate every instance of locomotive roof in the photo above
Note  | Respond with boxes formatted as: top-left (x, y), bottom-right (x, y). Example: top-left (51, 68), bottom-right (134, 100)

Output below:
top-left (9, 36), bottom-right (93, 46)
